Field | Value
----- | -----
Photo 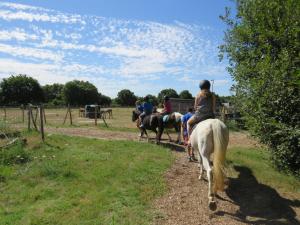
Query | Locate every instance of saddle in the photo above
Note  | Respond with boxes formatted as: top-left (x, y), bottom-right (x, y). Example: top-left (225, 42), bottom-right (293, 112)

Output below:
top-left (163, 115), bottom-right (170, 123)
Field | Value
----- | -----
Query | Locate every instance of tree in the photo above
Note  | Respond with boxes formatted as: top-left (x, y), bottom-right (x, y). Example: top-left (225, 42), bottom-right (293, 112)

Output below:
top-left (98, 93), bottom-right (112, 106)
top-left (144, 94), bottom-right (158, 106)
top-left (43, 83), bottom-right (64, 105)
top-left (179, 90), bottom-right (193, 99)
top-left (157, 89), bottom-right (179, 103)
top-left (63, 80), bottom-right (98, 106)
top-left (220, 0), bottom-right (300, 176)
top-left (116, 89), bottom-right (137, 106)
top-left (0, 74), bottom-right (44, 104)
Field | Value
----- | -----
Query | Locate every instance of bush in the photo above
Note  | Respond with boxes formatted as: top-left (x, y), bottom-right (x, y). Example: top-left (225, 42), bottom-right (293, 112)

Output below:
top-left (220, 0), bottom-right (300, 176)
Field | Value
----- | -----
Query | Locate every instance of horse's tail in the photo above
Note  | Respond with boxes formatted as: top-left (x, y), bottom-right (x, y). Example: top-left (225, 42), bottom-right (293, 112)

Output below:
top-left (212, 119), bottom-right (229, 192)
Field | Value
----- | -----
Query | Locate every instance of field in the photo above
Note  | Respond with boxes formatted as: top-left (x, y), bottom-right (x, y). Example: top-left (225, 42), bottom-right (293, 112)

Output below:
top-left (0, 107), bottom-right (137, 130)
top-left (1, 133), bottom-right (173, 225)
top-left (1, 108), bottom-right (300, 225)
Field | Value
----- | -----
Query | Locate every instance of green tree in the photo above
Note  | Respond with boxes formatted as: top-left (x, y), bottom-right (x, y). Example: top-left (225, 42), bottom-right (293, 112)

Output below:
top-left (116, 89), bottom-right (137, 106)
top-left (98, 93), bottom-right (112, 106)
top-left (144, 94), bottom-right (158, 106)
top-left (220, 0), bottom-right (300, 176)
top-left (43, 83), bottom-right (64, 105)
top-left (63, 80), bottom-right (98, 106)
top-left (157, 89), bottom-right (179, 103)
top-left (179, 90), bottom-right (193, 99)
top-left (0, 74), bottom-right (44, 105)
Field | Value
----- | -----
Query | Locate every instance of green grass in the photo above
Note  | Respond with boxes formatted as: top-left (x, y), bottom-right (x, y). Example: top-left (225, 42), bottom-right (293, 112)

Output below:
top-left (227, 147), bottom-right (300, 193)
top-left (0, 133), bottom-right (173, 225)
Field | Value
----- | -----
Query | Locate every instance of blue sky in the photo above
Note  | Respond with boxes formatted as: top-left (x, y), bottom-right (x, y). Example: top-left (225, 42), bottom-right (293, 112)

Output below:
top-left (0, 0), bottom-right (236, 97)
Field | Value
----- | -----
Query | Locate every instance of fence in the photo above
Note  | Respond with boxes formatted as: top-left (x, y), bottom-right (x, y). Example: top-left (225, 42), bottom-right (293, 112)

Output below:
top-left (0, 105), bottom-right (113, 141)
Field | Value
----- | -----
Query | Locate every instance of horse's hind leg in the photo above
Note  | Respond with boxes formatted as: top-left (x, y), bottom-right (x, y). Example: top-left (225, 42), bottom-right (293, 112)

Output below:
top-left (202, 155), bottom-right (216, 210)
top-left (198, 155), bottom-right (204, 180)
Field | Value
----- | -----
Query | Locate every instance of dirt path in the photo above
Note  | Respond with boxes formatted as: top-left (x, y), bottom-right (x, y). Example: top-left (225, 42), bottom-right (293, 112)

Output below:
top-left (46, 127), bottom-right (139, 141)
top-left (45, 127), bottom-right (258, 146)
top-left (45, 127), bottom-right (300, 225)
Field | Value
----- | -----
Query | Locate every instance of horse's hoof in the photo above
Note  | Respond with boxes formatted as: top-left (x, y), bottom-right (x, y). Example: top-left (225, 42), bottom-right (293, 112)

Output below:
top-left (208, 201), bottom-right (217, 211)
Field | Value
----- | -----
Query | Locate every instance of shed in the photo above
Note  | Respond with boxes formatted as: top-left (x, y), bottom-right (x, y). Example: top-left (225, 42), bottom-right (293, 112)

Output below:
top-left (169, 98), bottom-right (194, 114)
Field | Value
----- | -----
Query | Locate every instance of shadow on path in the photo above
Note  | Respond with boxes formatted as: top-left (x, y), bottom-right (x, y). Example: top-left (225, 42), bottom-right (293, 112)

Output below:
top-left (216, 166), bottom-right (300, 225)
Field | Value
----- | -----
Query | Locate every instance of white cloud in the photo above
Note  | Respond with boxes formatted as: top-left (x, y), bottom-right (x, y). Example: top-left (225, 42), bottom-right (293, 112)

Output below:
top-left (0, 9), bottom-right (85, 24)
top-left (0, 43), bottom-right (63, 62)
top-left (0, 28), bottom-right (38, 41)
top-left (213, 79), bottom-right (230, 86)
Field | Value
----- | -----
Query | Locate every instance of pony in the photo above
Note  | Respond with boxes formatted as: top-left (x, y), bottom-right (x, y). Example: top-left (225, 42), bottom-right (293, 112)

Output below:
top-left (190, 118), bottom-right (229, 210)
top-left (132, 110), bottom-right (161, 143)
top-left (158, 112), bottom-right (182, 144)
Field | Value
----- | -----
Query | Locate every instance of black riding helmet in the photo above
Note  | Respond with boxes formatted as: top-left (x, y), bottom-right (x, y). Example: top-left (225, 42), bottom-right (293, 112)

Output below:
top-left (144, 96), bottom-right (149, 102)
top-left (199, 80), bottom-right (211, 90)
top-left (164, 95), bottom-right (170, 101)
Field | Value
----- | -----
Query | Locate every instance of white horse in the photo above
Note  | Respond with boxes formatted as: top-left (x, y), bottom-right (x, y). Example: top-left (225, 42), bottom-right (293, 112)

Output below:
top-left (190, 118), bottom-right (229, 210)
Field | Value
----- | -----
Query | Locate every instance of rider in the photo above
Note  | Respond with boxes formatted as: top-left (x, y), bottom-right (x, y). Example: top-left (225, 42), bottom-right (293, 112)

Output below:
top-left (139, 96), bottom-right (153, 128)
top-left (181, 107), bottom-right (194, 145)
top-left (187, 80), bottom-right (216, 140)
top-left (135, 100), bottom-right (144, 114)
top-left (160, 95), bottom-right (172, 116)
top-left (181, 107), bottom-right (196, 162)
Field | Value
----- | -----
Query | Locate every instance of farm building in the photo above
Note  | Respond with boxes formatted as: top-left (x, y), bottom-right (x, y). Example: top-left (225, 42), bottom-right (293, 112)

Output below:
top-left (169, 98), bottom-right (194, 114)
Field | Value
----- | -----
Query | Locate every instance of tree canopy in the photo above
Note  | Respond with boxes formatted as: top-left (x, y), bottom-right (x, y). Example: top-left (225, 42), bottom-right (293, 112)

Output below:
top-left (179, 90), bottom-right (193, 99)
top-left (144, 94), bottom-right (158, 106)
top-left (157, 89), bottom-right (179, 103)
top-left (63, 80), bottom-right (99, 106)
top-left (220, 0), bottom-right (300, 176)
top-left (98, 93), bottom-right (112, 106)
top-left (43, 83), bottom-right (64, 105)
top-left (116, 89), bottom-right (137, 106)
top-left (0, 74), bottom-right (44, 105)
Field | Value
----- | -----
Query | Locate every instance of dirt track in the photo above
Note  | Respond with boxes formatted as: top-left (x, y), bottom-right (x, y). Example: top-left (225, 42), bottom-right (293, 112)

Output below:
top-left (46, 127), bottom-right (300, 225)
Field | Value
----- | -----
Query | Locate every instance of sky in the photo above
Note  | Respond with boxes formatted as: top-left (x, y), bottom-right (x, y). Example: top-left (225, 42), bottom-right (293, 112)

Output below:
top-left (0, 0), bottom-right (236, 97)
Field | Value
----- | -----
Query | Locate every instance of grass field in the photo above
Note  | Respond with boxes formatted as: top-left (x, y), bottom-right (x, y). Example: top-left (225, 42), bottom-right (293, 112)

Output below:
top-left (1, 107), bottom-right (137, 131)
top-left (0, 132), bottom-right (173, 225)
top-left (227, 147), bottom-right (300, 193)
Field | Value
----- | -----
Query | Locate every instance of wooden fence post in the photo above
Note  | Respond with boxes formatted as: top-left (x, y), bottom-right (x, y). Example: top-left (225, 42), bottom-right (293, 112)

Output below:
top-left (39, 105), bottom-right (45, 141)
top-left (63, 104), bottom-right (72, 125)
top-left (28, 105), bottom-right (31, 131)
top-left (95, 105), bottom-right (98, 126)
top-left (34, 108), bottom-right (38, 124)
top-left (3, 106), bottom-right (6, 121)
top-left (43, 107), bottom-right (47, 124)
top-left (69, 105), bottom-right (73, 125)
top-left (30, 106), bottom-right (38, 130)
top-left (21, 104), bottom-right (25, 123)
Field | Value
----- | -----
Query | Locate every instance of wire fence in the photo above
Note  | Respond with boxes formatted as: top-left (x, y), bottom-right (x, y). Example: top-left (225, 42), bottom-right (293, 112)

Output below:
top-left (0, 105), bottom-right (114, 130)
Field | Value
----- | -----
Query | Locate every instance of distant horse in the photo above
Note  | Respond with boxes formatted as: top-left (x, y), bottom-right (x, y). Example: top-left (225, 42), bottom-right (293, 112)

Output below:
top-left (132, 110), bottom-right (162, 144)
top-left (157, 112), bottom-right (182, 144)
top-left (101, 108), bottom-right (113, 119)
top-left (190, 119), bottom-right (229, 210)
